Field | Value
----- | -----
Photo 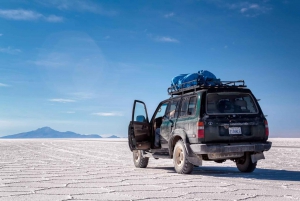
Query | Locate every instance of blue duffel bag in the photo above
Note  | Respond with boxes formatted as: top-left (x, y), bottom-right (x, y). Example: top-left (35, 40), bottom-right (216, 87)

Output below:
top-left (171, 70), bottom-right (221, 90)
top-left (179, 73), bottom-right (199, 88)
top-left (171, 74), bottom-right (188, 90)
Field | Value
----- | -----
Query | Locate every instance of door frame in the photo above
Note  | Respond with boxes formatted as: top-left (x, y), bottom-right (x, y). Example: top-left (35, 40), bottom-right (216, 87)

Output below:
top-left (129, 100), bottom-right (151, 150)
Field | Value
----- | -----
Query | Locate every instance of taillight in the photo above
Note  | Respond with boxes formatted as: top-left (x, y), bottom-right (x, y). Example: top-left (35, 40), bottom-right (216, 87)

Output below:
top-left (265, 120), bottom-right (269, 137)
top-left (197, 121), bottom-right (205, 138)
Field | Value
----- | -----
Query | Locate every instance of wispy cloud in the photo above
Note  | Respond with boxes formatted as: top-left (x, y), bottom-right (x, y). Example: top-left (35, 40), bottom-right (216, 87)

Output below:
top-left (155, 36), bottom-right (179, 43)
top-left (49, 99), bottom-right (76, 103)
top-left (0, 47), bottom-right (21, 54)
top-left (0, 82), bottom-right (9, 87)
top-left (0, 9), bottom-right (63, 22)
top-left (39, 0), bottom-right (117, 16)
top-left (32, 52), bottom-right (69, 67)
top-left (45, 15), bottom-right (64, 22)
top-left (92, 112), bottom-right (123, 117)
top-left (206, 1), bottom-right (272, 17)
top-left (0, 9), bottom-right (42, 20)
top-left (69, 92), bottom-right (95, 100)
top-left (33, 60), bottom-right (66, 67)
top-left (240, 4), bottom-right (259, 13)
top-left (236, 3), bottom-right (271, 17)
top-left (65, 111), bottom-right (75, 114)
top-left (164, 12), bottom-right (175, 18)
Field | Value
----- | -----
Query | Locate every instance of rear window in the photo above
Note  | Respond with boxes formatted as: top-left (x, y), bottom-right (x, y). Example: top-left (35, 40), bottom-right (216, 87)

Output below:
top-left (206, 92), bottom-right (258, 114)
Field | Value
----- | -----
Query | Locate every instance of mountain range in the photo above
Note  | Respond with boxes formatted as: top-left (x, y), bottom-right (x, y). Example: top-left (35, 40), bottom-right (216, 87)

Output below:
top-left (1, 127), bottom-right (120, 139)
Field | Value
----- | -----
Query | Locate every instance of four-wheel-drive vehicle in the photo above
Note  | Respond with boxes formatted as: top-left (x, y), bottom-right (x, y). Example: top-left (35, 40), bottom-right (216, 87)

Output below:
top-left (128, 80), bottom-right (271, 174)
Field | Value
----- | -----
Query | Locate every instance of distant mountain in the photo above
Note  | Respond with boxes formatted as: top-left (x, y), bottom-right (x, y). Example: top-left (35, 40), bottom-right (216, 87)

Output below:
top-left (108, 135), bottom-right (120, 138)
top-left (1, 127), bottom-right (102, 139)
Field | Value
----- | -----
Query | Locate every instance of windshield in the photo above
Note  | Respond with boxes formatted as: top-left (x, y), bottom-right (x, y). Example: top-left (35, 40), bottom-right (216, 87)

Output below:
top-left (206, 93), bottom-right (258, 114)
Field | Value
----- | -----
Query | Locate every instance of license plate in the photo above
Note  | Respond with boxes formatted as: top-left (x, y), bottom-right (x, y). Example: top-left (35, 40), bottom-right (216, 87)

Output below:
top-left (229, 127), bottom-right (242, 135)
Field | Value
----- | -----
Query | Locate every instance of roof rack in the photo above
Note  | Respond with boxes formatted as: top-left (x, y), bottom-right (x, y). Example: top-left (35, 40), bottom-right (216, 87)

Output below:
top-left (168, 80), bottom-right (246, 96)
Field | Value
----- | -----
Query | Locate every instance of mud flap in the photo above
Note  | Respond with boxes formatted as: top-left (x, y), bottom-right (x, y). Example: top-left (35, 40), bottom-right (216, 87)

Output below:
top-left (185, 143), bottom-right (202, 166)
top-left (251, 152), bottom-right (265, 163)
top-left (187, 155), bottom-right (202, 166)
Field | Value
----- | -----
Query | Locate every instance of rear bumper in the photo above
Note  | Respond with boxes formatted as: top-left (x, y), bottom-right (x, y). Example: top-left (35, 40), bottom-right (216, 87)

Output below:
top-left (190, 141), bottom-right (272, 154)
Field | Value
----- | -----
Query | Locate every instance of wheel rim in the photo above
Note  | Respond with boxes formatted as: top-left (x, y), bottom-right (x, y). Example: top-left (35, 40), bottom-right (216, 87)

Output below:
top-left (133, 150), bottom-right (140, 162)
top-left (175, 147), bottom-right (184, 167)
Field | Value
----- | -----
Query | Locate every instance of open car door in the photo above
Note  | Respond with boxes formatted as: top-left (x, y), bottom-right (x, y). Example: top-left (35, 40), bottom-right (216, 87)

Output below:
top-left (128, 100), bottom-right (151, 150)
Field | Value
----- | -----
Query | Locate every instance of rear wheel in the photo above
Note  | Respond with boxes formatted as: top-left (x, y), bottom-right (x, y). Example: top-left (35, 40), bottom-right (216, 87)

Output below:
top-left (236, 152), bottom-right (257, 173)
top-left (173, 140), bottom-right (193, 174)
top-left (133, 150), bottom-right (149, 168)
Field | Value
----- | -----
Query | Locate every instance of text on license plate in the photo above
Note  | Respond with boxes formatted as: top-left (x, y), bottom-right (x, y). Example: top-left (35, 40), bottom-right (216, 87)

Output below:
top-left (229, 127), bottom-right (242, 135)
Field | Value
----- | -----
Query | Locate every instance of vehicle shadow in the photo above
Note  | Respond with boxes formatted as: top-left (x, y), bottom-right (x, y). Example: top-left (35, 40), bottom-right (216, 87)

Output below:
top-left (193, 166), bottom-right (300, 182)
top-left (150, 166), bottom-right (300, 182)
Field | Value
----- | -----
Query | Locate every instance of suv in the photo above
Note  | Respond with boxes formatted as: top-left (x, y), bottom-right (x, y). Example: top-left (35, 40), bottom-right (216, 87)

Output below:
top-left (128, 80), bottom-right (271, 174)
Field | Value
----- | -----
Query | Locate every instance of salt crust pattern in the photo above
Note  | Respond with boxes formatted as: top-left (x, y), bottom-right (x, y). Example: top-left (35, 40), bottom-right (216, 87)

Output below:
top-left (0, 138), bottom-right (299, 201)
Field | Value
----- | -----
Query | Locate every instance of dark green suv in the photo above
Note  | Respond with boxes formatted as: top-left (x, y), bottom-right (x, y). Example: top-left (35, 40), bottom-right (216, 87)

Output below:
top-left (128, 80), bottom-right (271, 174)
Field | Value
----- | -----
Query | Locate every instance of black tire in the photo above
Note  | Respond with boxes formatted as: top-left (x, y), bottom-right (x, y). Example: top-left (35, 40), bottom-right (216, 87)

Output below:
top-left (133, 150), bottom-right (149, 168)
top-left (236, 152), bottom-right (257, 173)
top-left (173, 140), bottom-right (193, 174)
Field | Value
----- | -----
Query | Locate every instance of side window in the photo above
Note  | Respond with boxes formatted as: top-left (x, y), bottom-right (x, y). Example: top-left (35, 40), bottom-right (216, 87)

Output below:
top-left (166, 99), bottom-right (179, 119)
top-left (179, 98), bottom-right (189, 117)
top-left (155, 102), bottom-right (169, 119)
top-left (187, 96), bottom-right (197, 115)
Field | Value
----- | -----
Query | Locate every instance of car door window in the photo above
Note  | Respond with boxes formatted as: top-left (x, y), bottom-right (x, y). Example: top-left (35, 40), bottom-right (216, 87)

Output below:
top-left (166, 99), bottom-right (179, 119)
top-left (134, 102), bottom-right (148, 122)
top-left (155, 102), bottom-right (169, 119)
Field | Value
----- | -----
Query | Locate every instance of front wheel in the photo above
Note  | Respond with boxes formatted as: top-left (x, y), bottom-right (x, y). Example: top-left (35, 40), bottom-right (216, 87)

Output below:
top-left (173, 140), bottom-right (193, 174)
top-left (133, 150), bottom-right (149, 168)
top-left (236, 152), bottom-right (257, 173)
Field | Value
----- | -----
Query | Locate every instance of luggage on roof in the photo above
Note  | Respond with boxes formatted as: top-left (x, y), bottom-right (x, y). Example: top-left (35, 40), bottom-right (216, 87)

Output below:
top-left (169, 70), bottom-right (246, 95)
top-left (171, 70), bottom-right (220, 89)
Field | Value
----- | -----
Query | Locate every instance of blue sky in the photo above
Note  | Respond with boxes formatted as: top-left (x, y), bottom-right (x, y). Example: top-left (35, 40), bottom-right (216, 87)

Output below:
top-left (0, 0), bottom-right (299, 137)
